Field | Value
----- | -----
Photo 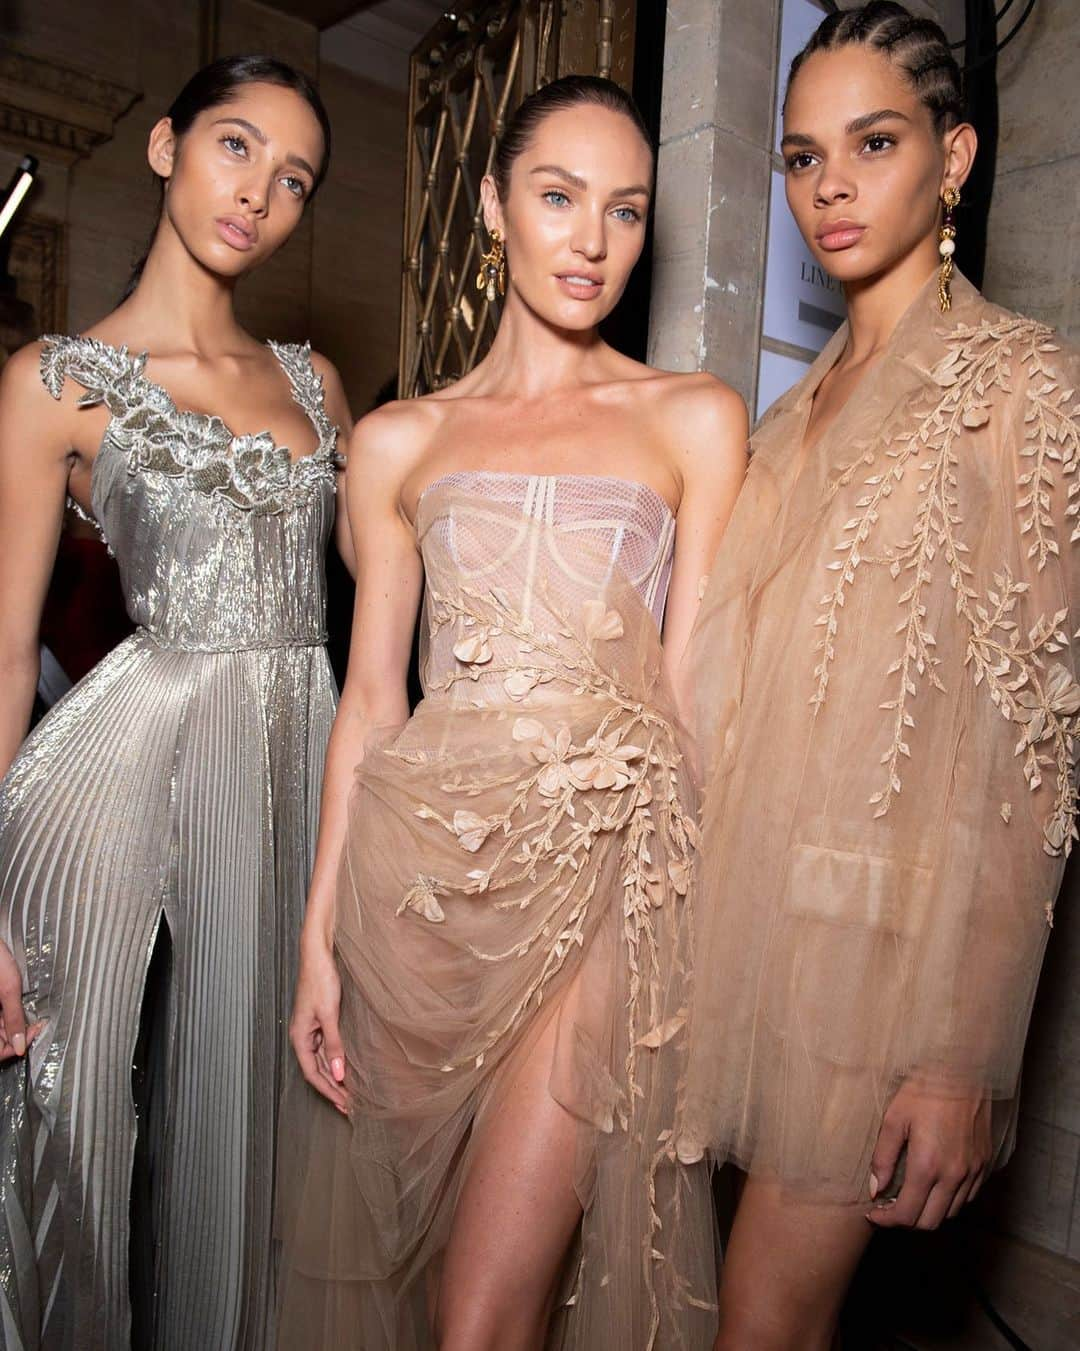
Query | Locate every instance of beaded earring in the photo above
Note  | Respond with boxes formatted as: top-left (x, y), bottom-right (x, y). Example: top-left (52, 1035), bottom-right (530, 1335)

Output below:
top-left (476, 227), bottom-right (506, 304)
top-left (937, 186), bottom-right (960, 313)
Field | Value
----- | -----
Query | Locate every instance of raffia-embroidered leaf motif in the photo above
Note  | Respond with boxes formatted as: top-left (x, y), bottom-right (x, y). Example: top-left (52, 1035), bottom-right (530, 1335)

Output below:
top-left (810, 314), bottom-right (1080, 894)
top-left (392, 581), bottom-right (696, 1119)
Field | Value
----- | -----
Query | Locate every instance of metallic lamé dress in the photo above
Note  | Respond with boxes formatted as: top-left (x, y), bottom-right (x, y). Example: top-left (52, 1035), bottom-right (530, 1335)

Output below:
top-left (0, 336), bottom-right (338, 1350)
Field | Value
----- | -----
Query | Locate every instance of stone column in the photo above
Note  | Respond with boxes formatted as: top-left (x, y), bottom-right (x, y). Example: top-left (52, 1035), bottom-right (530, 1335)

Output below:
top-left (647, 0), bottom-right (782, 407)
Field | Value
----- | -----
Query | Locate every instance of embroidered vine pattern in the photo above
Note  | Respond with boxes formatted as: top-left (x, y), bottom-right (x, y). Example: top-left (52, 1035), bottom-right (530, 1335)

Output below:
top-left (40, 336), bottom-right (336, 515)
top-left (385, 574), bottom-right (698, 1338)
top-left (396, 581), bottom-right (696, 1104)
top-left (811, 317), bottom-right (1080, 886)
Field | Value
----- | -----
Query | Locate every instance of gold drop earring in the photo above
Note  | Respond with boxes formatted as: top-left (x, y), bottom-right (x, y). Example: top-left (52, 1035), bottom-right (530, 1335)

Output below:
top-left (938, 186), bottom-right (960, 313)
top-left (476, 227), bottom-right (506, 304)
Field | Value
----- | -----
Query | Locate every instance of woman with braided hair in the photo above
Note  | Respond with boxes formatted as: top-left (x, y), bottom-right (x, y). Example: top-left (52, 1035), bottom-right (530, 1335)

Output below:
top-left (681, 4), bottom-right (1080, 1347)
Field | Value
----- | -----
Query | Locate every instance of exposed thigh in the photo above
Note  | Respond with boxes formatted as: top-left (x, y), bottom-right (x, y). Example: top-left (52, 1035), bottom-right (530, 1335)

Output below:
top-left (719, 1174), bottom-right (872, 1345)
top-left (435, 1008), bottom-right (584, 1329)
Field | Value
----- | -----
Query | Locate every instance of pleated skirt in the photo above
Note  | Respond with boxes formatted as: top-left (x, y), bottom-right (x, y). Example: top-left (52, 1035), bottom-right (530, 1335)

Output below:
top-left (0, 630), bottom-right (334, 1350)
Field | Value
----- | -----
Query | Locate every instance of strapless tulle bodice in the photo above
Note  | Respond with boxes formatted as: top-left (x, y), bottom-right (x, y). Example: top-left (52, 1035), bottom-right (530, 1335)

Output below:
top-left (416, 470), bottom-right (675, 705)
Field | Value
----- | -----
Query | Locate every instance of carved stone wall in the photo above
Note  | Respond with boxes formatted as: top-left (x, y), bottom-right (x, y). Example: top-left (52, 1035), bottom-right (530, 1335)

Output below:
top-left (7, 215), bottom-right (67, 335)
top-left (0, 46), bottom-right (139, 166)
top-left (0, 0), bottom-right (407, 414)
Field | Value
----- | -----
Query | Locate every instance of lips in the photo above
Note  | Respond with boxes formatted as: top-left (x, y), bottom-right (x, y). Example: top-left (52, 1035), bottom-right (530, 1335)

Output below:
top-left (555, 272), bottom-right (603, 299)
top-left (816, 220), bottom-right (866, 252)
top-left (215, 216), bottom-right (259, 251)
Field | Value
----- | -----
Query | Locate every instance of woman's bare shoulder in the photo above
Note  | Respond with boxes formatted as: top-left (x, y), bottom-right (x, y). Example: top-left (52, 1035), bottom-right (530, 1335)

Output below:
top-left (638, 369), bottom-right (749, 481)
top-left (346, 395), bottom-right (451, 495)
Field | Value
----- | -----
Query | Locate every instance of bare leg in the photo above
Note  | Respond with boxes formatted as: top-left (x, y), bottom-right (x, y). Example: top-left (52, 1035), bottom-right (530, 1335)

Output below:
top-left (714, 1174), bottom-right (873, 1351)
top-left (433, 1009), bottom-right (584, 1351)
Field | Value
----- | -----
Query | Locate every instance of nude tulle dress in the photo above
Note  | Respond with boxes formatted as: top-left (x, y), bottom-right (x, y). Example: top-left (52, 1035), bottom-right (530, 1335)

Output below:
top-left (682, 275), bottom-right (1080, 1201)
top-left (275, 470), bottom-right (717, 1350)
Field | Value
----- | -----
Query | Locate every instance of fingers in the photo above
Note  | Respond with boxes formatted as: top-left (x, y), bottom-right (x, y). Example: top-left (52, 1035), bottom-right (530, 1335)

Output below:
top-left (290, 1017), bottom-right (348, 1114)
top-left (946, 1175), bottom-right (976, 1221)
top-left (0, 968), bottom-right (27, 1058)
top-left (0, 1019), bottom-right (46, 1063)
top-left (868, 1161), bottom-right (932, 1229)
top-left (320, 1016), bottom-right (347, 1088)
top-left (914, 1179), bottom-right (961, 1231)
top-left (869, 1157), bottom-right (973, 1230)
top-left (869, 1110), bottom-right (907, 1200)
top-left (967, 1164), bottom-right (989, 1205)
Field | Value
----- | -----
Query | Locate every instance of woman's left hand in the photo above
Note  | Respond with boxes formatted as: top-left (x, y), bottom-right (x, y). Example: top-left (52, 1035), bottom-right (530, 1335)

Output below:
top-left (867, 1078), bottom-right (992, 1229)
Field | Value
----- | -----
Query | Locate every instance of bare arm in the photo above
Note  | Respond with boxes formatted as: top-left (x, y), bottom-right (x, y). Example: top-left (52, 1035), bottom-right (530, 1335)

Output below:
top-left (290, 400), bottom-right (426, 1108)
top-left (310, 352), bottom-right (356, 578)
top-left (0, 342), bottom-right (76, 1061)
top-left (0, 344), bottom-right (74, 779)
top-left (659, 376), bottom-right (749, 712)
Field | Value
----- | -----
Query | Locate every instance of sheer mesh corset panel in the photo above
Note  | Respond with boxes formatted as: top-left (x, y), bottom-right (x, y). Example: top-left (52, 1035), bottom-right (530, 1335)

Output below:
top-left (418, 471), bottom-right (675, 706)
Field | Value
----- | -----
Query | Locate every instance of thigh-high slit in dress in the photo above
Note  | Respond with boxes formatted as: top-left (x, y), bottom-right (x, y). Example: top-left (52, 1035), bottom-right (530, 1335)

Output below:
top-left (276, 471), bottom-right (717, 1351)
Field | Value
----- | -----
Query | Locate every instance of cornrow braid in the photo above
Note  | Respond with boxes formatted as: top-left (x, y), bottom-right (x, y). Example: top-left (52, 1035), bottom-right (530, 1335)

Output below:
top-left (785, 1), bottom-right (963, 133)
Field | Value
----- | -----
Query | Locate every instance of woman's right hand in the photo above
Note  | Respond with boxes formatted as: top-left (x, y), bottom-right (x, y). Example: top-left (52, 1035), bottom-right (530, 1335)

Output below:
top-left (289, 930), bottom-right (349, 1113)
top-left (0, 939), bottom-right (42, 1062)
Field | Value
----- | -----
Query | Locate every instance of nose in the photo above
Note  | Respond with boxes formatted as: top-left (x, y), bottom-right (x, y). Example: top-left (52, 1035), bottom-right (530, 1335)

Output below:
top-left (570, 205), bottom-right (608, 262)
top-left (237, 172), bottom-right (270, 217)
top-left (813, 159), bottom-right (856, 209)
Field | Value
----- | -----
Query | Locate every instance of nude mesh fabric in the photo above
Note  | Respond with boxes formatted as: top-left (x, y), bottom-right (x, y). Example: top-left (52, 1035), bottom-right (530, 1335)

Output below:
top-left (275, 473), bottom-right (716, 1349)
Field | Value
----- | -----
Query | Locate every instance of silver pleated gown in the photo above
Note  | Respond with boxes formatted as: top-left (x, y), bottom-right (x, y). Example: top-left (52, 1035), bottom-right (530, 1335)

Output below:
top-left (0, 336), bottom-right (338, 1350)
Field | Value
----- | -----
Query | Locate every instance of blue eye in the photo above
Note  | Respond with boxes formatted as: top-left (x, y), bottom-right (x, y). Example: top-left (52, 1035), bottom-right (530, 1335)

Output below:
top-left (543, 189), bottom-right (571, 207)
top-left (612, 205), bottom-right (641, 223)
top-left (281, 175), bottom-right (306, 199)
top-left (222, 134), bottom-right (248, 156)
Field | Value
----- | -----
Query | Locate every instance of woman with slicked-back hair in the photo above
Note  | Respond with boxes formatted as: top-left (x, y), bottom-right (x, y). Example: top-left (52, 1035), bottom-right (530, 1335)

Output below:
top-left (0, 56), bottom-right (351, 1349)
top-left (682, 4), bottom-right (1080, 1347)
top-left (276, 73), bottom-right (748, 1350)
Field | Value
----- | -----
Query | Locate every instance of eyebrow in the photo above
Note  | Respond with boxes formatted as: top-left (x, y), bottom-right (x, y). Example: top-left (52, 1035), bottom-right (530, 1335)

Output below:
top-left (781, 108), bottom-right (912, 148)
top-left (212, 116), bottom-right (317, 180)
top-left (529, 163), bottom-right (650, 198)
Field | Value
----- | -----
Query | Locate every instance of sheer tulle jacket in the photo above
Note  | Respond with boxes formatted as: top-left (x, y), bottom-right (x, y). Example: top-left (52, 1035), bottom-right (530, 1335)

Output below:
top-left (682, 274), bottom-right (1080, 1200)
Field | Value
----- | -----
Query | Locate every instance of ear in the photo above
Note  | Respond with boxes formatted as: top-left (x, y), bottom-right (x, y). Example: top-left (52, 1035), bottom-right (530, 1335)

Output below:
top-left (147, 117), bottom-right (177, 182)
top-left (479, 174), bottom-right (505, 239)
top-left (941, 121), bottom-right (978, 196)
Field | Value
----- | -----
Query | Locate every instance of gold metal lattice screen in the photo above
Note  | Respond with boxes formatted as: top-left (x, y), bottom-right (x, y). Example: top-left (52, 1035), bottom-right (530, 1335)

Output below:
top-left (398, 0), bottom-right (636, 398)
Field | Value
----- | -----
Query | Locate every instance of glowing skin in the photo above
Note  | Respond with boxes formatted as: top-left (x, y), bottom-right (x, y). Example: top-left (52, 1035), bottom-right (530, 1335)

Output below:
top-left (480, 104), bottom-right (654, 336)
top-left (781, 45), bottom-right (970, 295)
top-left (148, 81), bottom-right (325, 283)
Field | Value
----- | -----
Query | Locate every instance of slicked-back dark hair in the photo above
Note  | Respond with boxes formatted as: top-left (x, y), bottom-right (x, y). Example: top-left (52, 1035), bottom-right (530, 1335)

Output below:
top-left (785, 1), bottom-right (963, 133)
top-left (492, 75), bottom-right (653, 200)
top-left (122, 54), bottom-right (331, 300)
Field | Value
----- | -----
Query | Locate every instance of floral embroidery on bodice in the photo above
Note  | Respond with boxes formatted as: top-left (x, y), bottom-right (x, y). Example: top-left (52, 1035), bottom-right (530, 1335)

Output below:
top-left (41, 335), bottom-right (338, 517)
top-left (38, 335), bottom-right (337, 652)
top-left (415, 470), bottom-right (676, 707)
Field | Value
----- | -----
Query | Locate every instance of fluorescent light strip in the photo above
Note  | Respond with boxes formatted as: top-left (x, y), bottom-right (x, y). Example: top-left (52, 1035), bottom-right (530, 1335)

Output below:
top-left (0, 170), bottom-right (34, 243)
